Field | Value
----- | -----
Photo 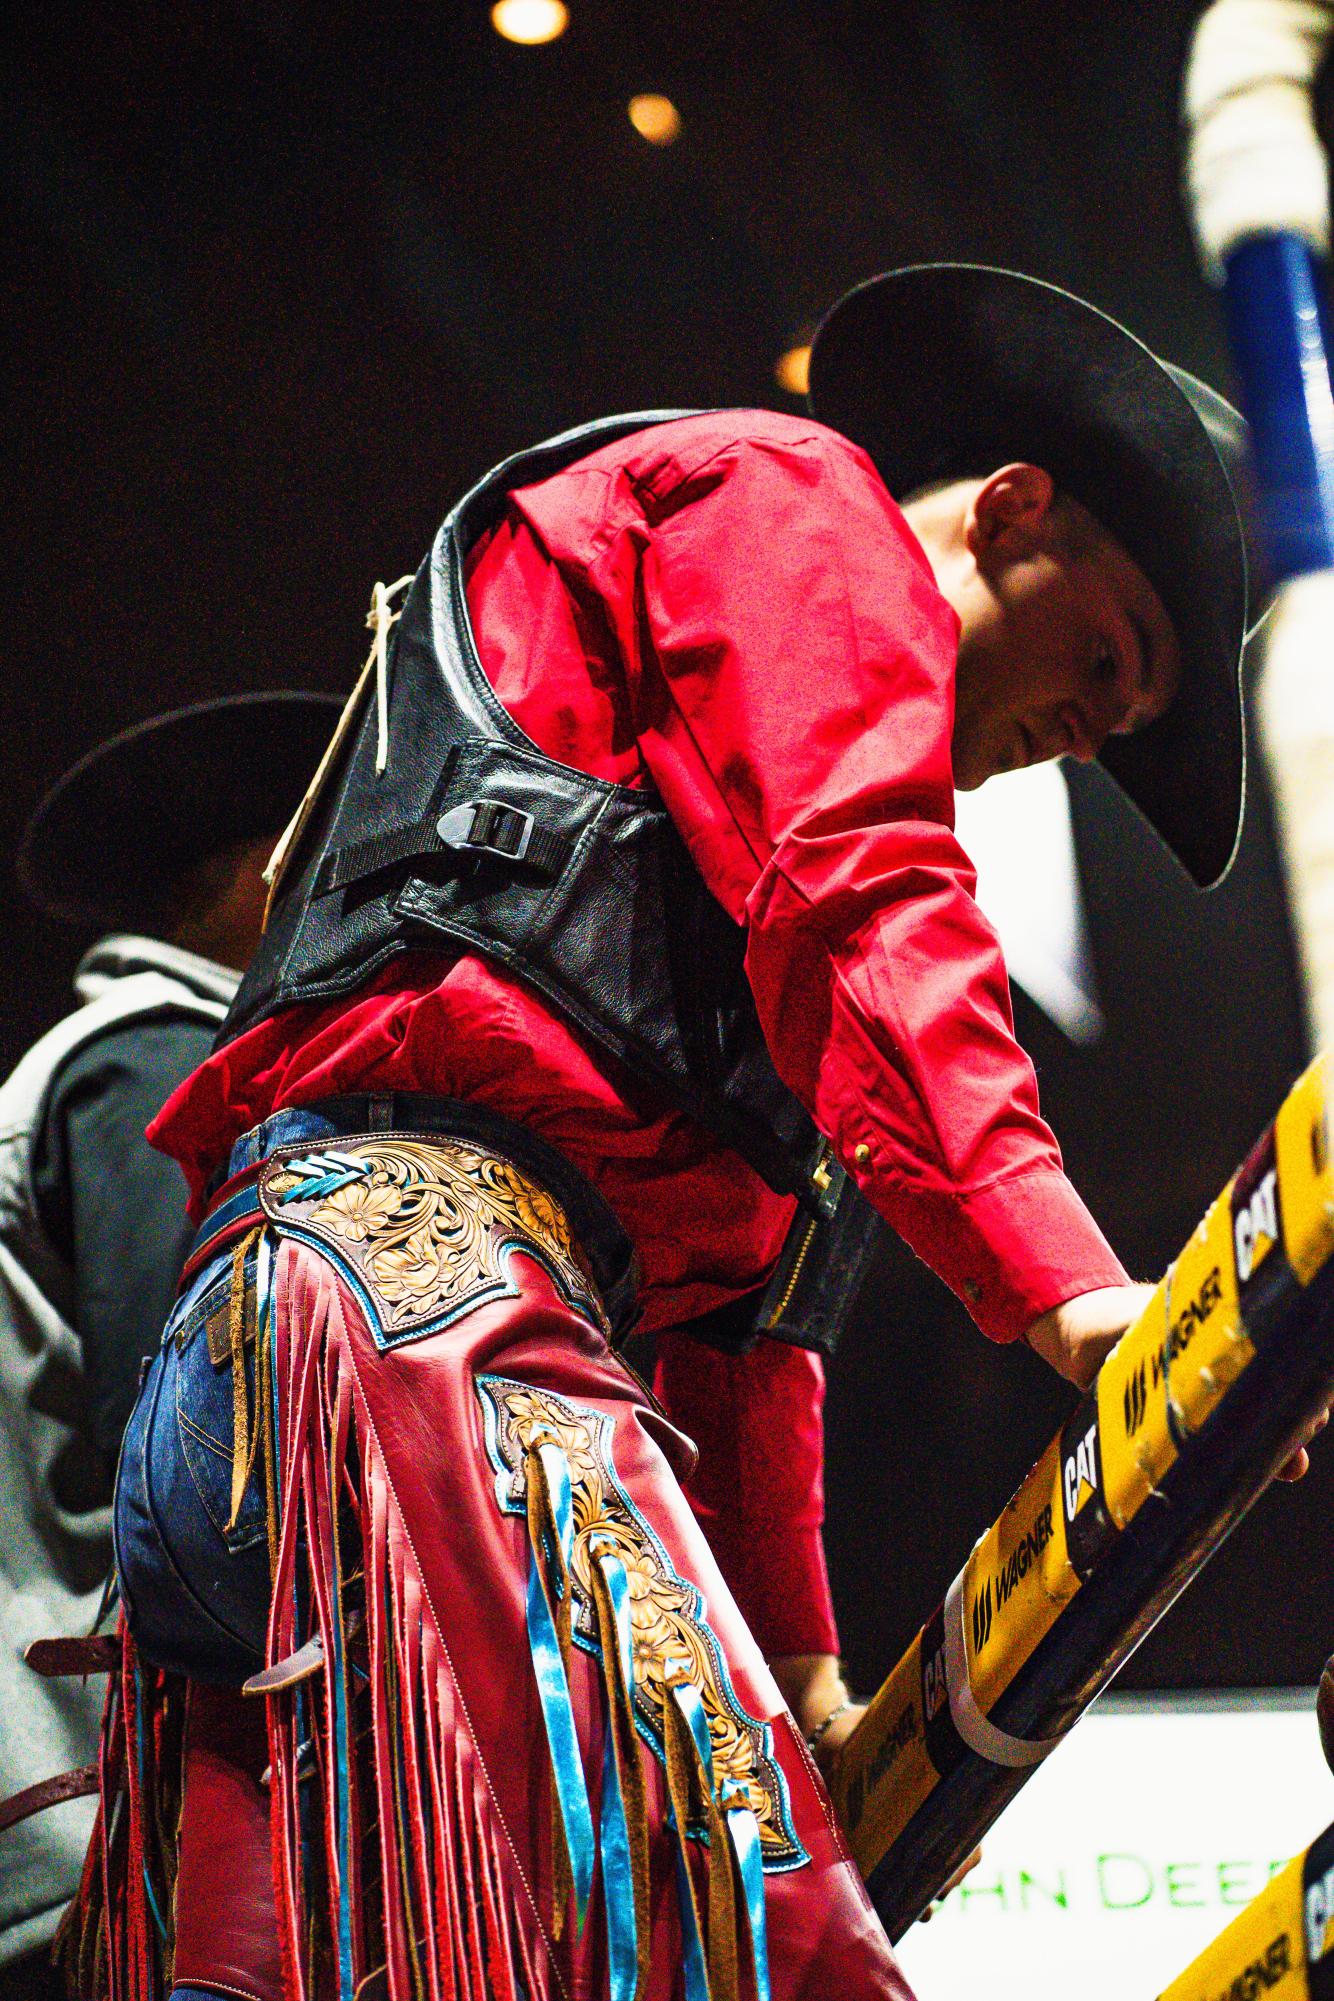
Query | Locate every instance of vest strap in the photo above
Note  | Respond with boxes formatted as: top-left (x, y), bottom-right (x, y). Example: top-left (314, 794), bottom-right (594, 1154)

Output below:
top-left (314, 797), bottom-right (573, 898)
top-left (0, 1763), bottom-right (100, 1833)
top-left (24, 1634), bottom-right (121, 1677)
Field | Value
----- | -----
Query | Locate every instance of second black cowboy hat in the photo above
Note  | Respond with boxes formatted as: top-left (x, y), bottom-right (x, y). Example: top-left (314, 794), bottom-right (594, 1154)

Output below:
top-left (808, 264), bottom-right (1257, 890)
top-left (18, 690), bottom-right (344, 933)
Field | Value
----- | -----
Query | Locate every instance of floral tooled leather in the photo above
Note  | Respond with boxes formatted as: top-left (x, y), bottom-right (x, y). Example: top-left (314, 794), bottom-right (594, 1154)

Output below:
top-left (257, 1136), bottom-right (608, 1349)
top-left (476, 1374), bottom-right (808, 1872)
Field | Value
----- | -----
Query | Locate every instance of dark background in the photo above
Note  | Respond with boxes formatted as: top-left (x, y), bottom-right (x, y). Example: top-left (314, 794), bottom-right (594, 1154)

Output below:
top-left (3, 0), bottom-right (1329, 1690)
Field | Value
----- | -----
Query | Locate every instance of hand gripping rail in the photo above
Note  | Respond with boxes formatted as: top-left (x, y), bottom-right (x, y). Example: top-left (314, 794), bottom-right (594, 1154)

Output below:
top-left (1154, 1815), bottom-right (1334, 1998)
top-left (830, 1051), bottom-right (1334, 1941)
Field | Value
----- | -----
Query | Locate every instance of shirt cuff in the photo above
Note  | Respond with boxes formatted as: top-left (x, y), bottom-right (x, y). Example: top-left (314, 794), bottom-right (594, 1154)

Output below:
top-left (868, 1163), bottom-right (1130, 1343)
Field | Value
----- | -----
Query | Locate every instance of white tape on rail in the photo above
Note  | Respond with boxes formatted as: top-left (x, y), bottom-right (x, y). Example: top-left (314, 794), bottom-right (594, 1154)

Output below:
top-left (1185, 0), bottom-right (1334, 275)
top-left (942, 1567), bottom-right (1067, 1771)
top-left (1259, 571), bottom-right (1334, 1055)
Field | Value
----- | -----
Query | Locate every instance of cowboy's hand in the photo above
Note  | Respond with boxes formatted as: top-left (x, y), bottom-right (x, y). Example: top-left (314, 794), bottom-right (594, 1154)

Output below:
top-left (1025, 1285), bottom-right (1328, 1477)
top-left (774, 1670), bottom-right (986, 1910)
top-left (770, 1653), bottom-right (854, 1781)
top-left (809, 1695), bottom-right (863, 1781)
top-left (917, 1847), bottom-right (984, 1922)
top-left (1023, 1283), bottom-right (1156, 1389)
top-left (1273, 1403), bottom-right (1329, 1480)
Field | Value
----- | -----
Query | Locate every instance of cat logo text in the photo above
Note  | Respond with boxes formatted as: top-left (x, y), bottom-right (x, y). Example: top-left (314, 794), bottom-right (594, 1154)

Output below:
top-left (1063, 1421), bottom-right (1099, 1521)
top-left (1234, 1168), bottom-right (1279, 1287)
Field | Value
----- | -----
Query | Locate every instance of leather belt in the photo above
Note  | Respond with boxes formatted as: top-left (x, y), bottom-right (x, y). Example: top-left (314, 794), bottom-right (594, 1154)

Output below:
top-left (179, 1162), bottom-right (265, 1289)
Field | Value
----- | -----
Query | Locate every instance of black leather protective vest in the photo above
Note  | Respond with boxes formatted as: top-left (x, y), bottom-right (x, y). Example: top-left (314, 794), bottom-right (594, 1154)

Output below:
top-left (222, 414), bottom-right (885, 1351)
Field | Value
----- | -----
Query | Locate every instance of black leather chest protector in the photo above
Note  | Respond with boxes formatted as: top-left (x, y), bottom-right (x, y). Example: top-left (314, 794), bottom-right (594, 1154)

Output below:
top-left (222, 413), bottom-right (885, 1352)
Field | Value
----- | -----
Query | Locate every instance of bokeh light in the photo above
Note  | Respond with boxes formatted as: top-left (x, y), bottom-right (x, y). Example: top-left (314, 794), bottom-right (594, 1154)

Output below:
top-left (628, 94), bottom-right (682, 145)
top-left (774, 344), bottom-right (811, 396)
top-left (490, 0), bottom-right (569, 47)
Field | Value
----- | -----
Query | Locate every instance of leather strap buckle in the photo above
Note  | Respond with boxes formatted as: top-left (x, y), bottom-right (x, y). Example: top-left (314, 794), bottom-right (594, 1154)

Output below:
top-left (24, 1635), bottom-right (121, 1677)
top-left (0, 1764), bottom-right (100, 1834)
top-left (436, 798), bottom-right (534, 863)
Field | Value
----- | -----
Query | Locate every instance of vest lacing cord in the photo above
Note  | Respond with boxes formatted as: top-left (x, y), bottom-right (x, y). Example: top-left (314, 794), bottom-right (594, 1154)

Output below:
top-left (260, 574), bottom-right (414, 925)
top-left (368, 574), bottom-right (415, 777)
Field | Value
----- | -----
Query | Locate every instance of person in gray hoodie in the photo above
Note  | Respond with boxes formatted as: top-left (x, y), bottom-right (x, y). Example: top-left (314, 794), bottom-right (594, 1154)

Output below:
top-left (0, 691), bottom-right (338, 2001)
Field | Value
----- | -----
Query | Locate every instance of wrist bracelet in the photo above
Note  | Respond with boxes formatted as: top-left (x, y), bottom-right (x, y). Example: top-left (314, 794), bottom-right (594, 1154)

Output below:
top-left (805, 1697), bottom-right (854, 1752)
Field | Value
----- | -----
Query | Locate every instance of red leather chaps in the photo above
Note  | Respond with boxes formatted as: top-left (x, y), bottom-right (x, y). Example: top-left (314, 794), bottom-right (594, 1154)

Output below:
top-left (131, 1151), bottom-right (918, 2001)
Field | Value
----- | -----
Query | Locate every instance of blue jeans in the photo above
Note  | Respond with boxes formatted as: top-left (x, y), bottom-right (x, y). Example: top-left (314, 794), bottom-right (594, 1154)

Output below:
top-left (112, 1093), bottom-right (637, 1689)
top-left (110, 1105), bottom-right (353, 1685)
top-left (112, 1237), bottom-right (271, 1685)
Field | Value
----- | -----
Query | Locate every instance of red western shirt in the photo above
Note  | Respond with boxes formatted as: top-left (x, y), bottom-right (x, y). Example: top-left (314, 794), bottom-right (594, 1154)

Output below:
top-left (151, 411), bottom-right (1127, 1657)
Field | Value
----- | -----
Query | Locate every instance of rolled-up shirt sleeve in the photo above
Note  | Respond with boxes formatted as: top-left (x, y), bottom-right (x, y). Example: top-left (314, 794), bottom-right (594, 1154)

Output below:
top-left (593, 418), bottom-right (1127, 1339)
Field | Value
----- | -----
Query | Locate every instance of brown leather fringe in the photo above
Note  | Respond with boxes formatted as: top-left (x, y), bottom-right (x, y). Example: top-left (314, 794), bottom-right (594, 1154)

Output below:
top-left (588, 1549), bottom-right (651, 2001)
top-left (264, 1249), bottom-right (554, 2001)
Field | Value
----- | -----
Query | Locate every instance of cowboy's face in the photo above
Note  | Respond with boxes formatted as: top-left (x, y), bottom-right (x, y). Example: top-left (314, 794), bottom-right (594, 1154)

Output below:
top-left (918, 464), bottom-right (1182, 792)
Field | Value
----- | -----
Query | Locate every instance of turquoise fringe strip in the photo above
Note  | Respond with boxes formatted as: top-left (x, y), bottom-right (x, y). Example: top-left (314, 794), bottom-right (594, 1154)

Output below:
top-left (525, 1440), bottom-right (596, 1930)
top-left (590, 1542), bottom-right (638, 2001)
top-left (671, 1678), bottom-right (771, 2001)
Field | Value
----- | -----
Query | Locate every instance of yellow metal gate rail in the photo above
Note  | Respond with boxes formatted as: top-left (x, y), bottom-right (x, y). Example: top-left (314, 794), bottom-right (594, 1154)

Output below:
top-left (832, 1053), bottom-right (1334, 1940)
top-left (1155, 1817), bottom-right (1334, 1998)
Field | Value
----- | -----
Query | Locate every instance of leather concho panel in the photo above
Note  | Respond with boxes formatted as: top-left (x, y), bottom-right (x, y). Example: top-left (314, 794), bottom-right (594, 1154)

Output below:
top-left (475, 1372), bottom-right (809, 1872)
top-left (257, 1134), bottom-right (608, 1350)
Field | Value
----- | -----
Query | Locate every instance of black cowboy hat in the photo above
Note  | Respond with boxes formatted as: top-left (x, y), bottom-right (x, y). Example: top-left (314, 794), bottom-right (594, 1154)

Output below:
top-left (18, 689), bottom-right (344, 930)
top-left (808, 264), bottom-right (1258, 889)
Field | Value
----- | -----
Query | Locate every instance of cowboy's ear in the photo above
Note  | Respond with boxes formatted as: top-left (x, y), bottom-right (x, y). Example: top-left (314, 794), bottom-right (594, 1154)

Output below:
top-left (966, 463), bottom-right (1056, 554)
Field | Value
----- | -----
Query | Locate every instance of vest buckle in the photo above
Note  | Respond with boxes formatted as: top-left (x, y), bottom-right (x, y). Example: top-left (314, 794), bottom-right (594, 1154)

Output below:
top-left (436, 799), bottom-right (535, 863)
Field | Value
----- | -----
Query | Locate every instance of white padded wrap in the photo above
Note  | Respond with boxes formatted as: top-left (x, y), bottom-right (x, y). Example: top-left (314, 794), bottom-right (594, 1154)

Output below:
top-left (942, 1566), bottom-right (1067, 1771)
top-left (1184, 0), bottom-right (1334, 275)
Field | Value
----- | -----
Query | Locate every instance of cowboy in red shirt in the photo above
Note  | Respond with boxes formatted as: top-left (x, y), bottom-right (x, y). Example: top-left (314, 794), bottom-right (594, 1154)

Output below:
top-left (72, 268), bottom-right (1278, 2001)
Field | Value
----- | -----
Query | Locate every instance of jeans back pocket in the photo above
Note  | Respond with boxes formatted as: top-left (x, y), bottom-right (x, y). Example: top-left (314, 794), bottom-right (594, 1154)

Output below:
top-left (173, 1250), bottom-right (269, 1556)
